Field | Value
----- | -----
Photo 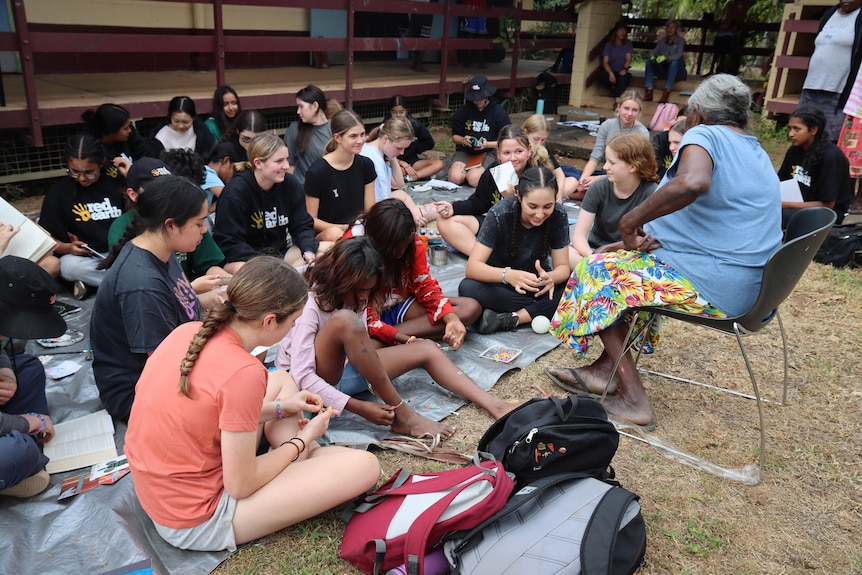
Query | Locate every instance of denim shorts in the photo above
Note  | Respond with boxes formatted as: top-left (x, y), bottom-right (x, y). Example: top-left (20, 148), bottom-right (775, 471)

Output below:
top-left (335, 362), bottom-right (370, 396)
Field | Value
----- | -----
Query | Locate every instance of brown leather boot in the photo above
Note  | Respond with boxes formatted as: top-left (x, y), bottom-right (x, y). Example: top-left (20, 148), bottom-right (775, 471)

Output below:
top-left (643, 87), bottom-right (653, 102)
top-left (660, 89), bottom-right (671, 103)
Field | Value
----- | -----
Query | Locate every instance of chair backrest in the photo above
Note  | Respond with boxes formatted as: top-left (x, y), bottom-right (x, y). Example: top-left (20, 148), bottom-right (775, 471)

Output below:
top-left (738, 207), bottom-right (836, 333)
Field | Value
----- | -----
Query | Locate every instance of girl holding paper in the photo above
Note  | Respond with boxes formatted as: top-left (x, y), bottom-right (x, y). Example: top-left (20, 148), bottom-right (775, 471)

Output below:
top-left (434, 125), bottom-right (540, 255)
top-left (778, 105), bottom-right (852, 227)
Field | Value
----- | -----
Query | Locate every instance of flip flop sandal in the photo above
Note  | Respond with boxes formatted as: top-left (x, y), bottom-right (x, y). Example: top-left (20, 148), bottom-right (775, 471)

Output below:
top-left (608, 416), bottom-right (658, 433)
top-left (377, 435), bottom-right (472, 465)
top-left (543, 367), bottom-right (605, 400)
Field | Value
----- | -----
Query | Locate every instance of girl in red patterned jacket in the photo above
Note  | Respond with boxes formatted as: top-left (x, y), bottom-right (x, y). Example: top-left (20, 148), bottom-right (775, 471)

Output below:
top-left (343, 199), bottom-right (481, 350)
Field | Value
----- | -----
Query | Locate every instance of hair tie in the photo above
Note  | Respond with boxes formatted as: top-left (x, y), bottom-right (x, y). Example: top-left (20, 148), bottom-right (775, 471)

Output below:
top-left (224, 301), bottom-right (237, 313)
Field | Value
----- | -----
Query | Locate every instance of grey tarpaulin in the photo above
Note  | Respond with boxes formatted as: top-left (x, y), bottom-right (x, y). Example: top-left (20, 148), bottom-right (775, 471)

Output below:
top-left (0, 185), bottom-right (578, 574)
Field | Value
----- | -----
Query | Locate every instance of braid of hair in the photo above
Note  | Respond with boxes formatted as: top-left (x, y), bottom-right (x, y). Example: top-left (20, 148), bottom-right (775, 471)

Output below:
top-left (98, 212), bottom-right (141, 270)
top-left (509, 198), bottom-right (521, 262)
top-left (178, 303), bottom-right (232, 397)
top-left (542, 212), bottom-right (551, 262)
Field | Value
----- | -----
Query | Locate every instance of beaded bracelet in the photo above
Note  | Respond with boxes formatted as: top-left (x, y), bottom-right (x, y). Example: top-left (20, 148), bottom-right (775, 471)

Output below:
top-left (501, 266), bottom-right (511, 285)
top-left (26, 412), bottom-right (47, 435)
top-left (275, 397), bottom-right (284, 420)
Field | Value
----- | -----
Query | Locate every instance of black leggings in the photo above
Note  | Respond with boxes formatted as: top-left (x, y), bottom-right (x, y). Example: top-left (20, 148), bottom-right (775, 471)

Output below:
top-left (458, 278), bottom-right (565, 319)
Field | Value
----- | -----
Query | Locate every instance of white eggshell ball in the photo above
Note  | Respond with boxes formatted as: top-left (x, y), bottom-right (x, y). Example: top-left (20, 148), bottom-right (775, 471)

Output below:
top-left (531, 315), bottom-right (551, 334)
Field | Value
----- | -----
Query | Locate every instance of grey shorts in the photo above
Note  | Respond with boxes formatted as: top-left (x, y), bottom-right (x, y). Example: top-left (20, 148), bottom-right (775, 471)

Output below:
top-left (452, 150), bottom-right (497, 170)
top-left (153, 489), bottom-right (238, 552)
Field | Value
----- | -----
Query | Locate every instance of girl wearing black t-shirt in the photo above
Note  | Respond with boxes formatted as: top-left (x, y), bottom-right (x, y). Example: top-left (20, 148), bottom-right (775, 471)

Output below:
top-left (434, 125), bottom-right (532, 255)
top-left (779, 105), bottom-right (852, 227)
top-left (304, 110), bottom-right (376, 242)
top-left (459, 166), bottom-right (570, 334)
top-left (38, 133), bottom-right (125, 294)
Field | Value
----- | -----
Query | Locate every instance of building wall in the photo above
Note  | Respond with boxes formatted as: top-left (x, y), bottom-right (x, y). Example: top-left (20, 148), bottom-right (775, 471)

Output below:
top-left (570, 0), bottom-right (619, 107)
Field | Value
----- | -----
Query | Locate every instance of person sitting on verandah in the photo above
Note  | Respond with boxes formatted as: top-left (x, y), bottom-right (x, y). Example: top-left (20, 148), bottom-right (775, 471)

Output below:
top-left (547, 75), bottom-right (782, 428)
top-left (643, 19), bottom-right (687, 104)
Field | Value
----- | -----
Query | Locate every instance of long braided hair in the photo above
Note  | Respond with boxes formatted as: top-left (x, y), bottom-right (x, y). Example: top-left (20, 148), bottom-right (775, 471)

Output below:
top-left (509, 166), bottom-right (558, 262)
top-left (178, 256), bottom-right (307, 397)
top-left (789, 105), bottom-right (829, 177)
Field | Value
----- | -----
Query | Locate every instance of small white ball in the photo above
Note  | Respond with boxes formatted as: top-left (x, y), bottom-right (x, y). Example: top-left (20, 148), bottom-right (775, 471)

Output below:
top-left (531, 315), bottom-right (551, 334)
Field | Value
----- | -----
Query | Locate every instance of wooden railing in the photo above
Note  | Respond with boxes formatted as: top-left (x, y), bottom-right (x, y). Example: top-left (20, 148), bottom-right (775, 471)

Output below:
top-left (0, 0), bottom-right (576, 145)
top-left (584, 16), bottom-right (780, 89)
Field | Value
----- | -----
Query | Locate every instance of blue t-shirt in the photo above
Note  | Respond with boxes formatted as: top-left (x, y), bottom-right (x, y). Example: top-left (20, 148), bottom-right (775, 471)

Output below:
top-left (203, 165), bottom-right (225, 207)
top-left (645, 125), bottom-right (782, 316)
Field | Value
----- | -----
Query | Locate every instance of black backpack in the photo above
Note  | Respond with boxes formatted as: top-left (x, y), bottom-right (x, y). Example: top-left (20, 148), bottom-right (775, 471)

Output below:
top-left (813, 223), bottom-right (862, 267)
top-left (477, 395), bottom-right (620, 485)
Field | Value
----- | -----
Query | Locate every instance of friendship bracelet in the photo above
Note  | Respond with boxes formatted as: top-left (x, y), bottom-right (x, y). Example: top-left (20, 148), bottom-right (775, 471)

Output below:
top-left (404, 335), bottom-right (416, 344)
top-left (501, 266), bottom-right (511, 286)
top-left (275, 397), bottom-right (283, 420)
top-left (26, 412), bottom-right (47, 435)
top-left (390, 399), bottom-right (404, 409)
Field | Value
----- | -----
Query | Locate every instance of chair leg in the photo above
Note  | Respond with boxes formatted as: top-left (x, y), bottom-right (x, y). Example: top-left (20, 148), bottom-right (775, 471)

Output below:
top-left (732, 323), bottom-right (766, 484)
top-left (776, 309), bottom-right (789, 406)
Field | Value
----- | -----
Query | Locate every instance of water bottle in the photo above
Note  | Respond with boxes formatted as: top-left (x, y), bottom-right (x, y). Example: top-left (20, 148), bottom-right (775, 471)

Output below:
top-left (536, 98), bottom-right (545, 115)
top-left (384, 549), bottom-right (450, 575)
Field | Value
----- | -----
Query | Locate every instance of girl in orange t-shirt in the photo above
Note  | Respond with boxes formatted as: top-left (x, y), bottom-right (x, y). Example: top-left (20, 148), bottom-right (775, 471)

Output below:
top-left (125, 256), bottom-right (380, 551)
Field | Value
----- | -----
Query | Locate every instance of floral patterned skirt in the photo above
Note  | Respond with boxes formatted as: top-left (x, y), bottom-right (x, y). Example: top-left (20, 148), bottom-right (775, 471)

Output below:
top-left (550, 250), bottom-right (727, 357)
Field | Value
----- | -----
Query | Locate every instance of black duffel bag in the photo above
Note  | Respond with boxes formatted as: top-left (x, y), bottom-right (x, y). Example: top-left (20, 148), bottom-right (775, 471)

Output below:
top-left (814, 223), bottom-right (862, 267)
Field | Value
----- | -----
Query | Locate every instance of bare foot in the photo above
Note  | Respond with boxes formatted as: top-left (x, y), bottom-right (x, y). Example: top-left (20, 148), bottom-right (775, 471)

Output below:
top-left (600, 394), bottom-right (654, 426)
top-left (489, 400), bottom-right (523, 420)
top-left (391, 404), bottom-right (456, 440)
top-left (546, 367), bottom-right (617, 395)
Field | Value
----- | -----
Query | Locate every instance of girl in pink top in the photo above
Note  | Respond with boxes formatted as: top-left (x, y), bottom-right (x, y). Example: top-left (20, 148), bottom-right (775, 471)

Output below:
top-left (276, 237), bottom-right (517, 440)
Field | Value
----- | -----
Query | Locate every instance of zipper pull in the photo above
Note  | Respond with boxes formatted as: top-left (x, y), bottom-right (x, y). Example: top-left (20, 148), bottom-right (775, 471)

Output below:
top-left (525, 428), bottom-right (539, 443)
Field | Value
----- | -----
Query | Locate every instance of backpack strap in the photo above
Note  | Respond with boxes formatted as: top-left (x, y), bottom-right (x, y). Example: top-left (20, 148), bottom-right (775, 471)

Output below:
top-left (580, 486), bottom-right (640, 575)
top-left (372, 539), bottom-right (387, 575)
top-left (402, 465), bottom-right (501, 575)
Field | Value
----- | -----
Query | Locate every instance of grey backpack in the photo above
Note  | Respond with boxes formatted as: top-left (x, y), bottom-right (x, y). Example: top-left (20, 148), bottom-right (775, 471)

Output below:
top-left (443, 472), bottom-right (646, 575)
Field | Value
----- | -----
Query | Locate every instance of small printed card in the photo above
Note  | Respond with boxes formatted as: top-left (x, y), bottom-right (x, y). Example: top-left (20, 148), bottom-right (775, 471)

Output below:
top-left (45, 360), bottom-right (83, 380)
top-left (58, 455), bottom-right (130, 500)
top-left (479, 345), bottom-right (523, 364)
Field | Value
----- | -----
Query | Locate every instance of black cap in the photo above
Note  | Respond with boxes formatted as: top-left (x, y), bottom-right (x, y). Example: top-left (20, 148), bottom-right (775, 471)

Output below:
top-left (126, 158), bottom-right (172, 191)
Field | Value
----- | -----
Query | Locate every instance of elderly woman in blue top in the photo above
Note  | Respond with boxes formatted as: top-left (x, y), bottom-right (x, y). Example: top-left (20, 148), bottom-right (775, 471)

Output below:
top-left (549, 74), bottom-right (783, 427)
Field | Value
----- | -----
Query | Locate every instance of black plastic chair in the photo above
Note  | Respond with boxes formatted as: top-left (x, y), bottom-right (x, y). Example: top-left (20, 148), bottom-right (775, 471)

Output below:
top-left (605, 207), bottom-right (836, 483)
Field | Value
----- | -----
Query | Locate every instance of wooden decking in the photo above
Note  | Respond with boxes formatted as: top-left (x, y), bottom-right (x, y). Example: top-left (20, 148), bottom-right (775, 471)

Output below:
top-left (0, 59), bottom-right (564, 131)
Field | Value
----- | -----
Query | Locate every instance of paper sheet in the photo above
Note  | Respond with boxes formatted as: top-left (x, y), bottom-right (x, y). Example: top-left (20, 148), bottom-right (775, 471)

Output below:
top-left (780, 179), bottom-right (803, 203)
top-left (489, 161), bottom-right (519, 193)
